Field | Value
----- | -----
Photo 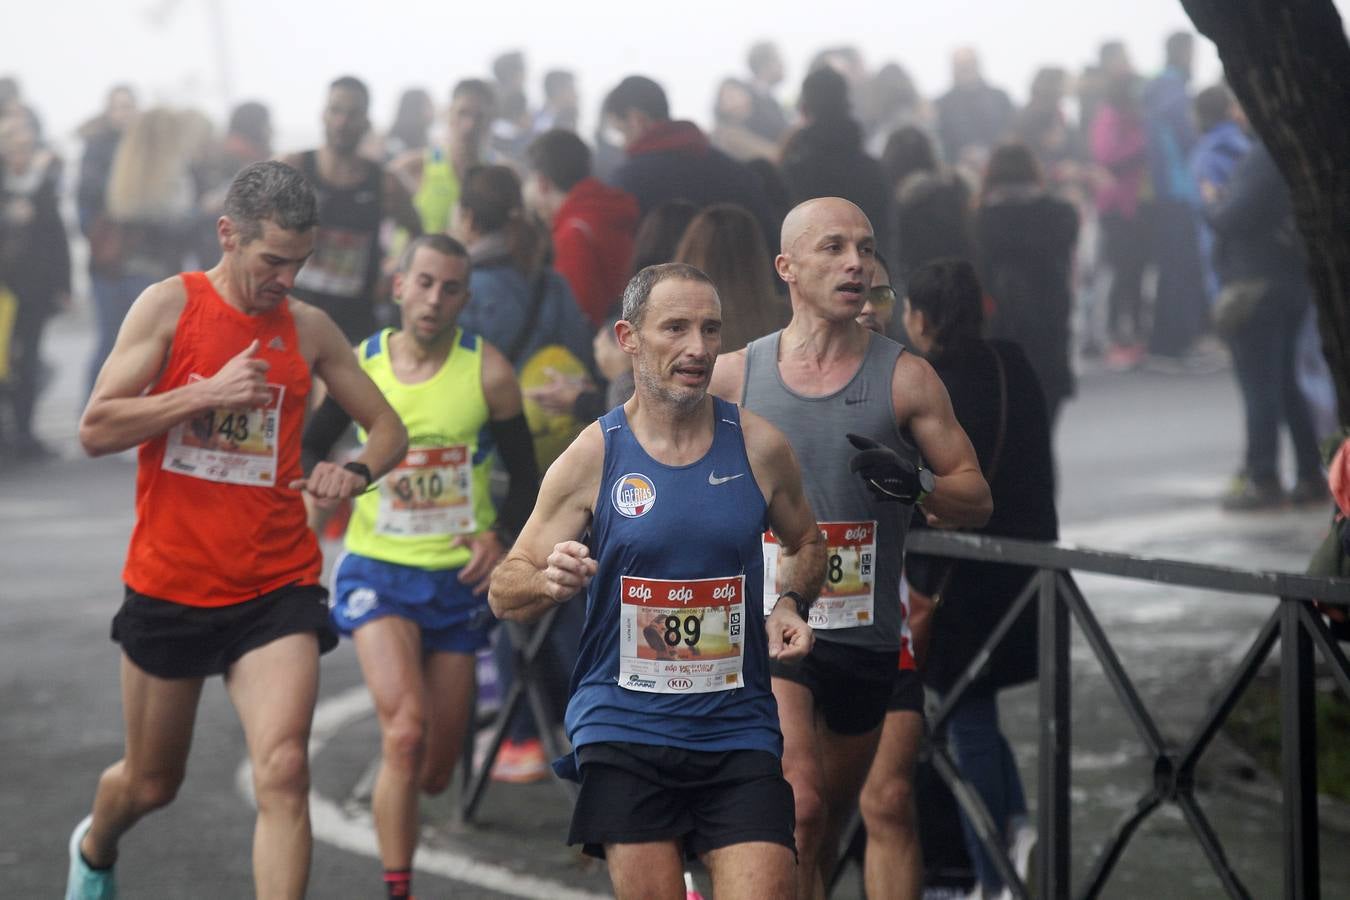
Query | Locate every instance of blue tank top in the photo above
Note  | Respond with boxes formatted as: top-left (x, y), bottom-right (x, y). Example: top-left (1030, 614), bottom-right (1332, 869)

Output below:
top-left (563, 397), bottom-right (781, 757)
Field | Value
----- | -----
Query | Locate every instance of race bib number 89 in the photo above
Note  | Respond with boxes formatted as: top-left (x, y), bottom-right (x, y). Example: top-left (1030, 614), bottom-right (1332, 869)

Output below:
top-left (619, 574), bottom-right (744, 693)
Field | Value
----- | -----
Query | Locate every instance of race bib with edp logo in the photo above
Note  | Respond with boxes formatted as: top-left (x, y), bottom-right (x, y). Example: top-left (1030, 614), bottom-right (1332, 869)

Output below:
top-left (619, 574), bottom-right (745, 693)
top-left (163, 376), bottom-right (283, 486)
top-left (763, 521), bottom-right (876, 629)
top-left (375, 445), bottom-right (475, 536)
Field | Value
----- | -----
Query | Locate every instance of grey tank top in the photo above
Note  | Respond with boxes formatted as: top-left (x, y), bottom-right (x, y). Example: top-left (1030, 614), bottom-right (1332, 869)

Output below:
top-left (742, 330), bottom-right (910, 653)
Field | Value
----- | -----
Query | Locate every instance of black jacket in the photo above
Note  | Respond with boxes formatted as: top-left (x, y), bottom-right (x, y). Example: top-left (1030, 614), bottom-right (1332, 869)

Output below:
top-left (907, 339), bottom-right (1059, 693)
top-left (781, 117), bottom-right (893, 259)
top-left (0, 157), bottom-right (71, 309)
top-left (976, 188), bottom-right (1080, 410)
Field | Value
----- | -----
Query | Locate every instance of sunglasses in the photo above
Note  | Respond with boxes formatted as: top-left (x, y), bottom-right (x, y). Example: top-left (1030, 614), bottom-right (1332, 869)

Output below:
top-left (865, 286), bottom-right (897, 307)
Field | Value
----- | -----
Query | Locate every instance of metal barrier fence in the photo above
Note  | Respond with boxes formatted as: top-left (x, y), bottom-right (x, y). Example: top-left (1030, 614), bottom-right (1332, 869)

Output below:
top-left (877, 530), bottom-right (1350, 900)
top-left (455, 531), bottom-right (1350, 898)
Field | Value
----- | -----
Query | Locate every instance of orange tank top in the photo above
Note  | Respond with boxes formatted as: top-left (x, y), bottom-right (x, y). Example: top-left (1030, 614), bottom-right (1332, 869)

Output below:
top-left (122, 272), bottom-right (321, 607)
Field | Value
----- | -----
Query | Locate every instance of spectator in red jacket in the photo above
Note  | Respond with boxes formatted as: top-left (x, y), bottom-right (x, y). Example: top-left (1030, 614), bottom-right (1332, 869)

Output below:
top-left (524, 129), bottom-right (638, 326)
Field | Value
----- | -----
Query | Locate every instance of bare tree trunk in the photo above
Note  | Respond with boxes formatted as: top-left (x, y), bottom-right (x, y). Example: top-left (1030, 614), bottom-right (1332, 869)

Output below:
top-left (1181, 0), bottom-right (1350, 425)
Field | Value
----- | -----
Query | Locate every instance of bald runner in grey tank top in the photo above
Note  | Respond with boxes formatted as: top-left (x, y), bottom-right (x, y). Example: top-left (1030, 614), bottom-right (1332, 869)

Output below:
top-left (742, 330), bottom-right (912, 654)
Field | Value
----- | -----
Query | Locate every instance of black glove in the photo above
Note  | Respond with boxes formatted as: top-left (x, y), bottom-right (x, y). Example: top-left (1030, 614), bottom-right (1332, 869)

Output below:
top-left (847, 433), bottom-right (933, 504)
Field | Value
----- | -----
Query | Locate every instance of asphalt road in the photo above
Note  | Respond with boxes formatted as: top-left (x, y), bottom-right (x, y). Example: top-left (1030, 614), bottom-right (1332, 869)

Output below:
top-left (4, 317), bottom-right (1344, 898)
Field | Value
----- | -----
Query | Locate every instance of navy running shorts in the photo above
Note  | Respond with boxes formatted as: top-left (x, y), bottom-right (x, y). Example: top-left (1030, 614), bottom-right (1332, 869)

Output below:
top-left (330, 552), bottom-right (495, 654)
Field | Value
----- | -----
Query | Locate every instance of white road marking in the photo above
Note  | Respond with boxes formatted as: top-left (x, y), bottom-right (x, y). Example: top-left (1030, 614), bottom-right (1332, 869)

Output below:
top-left (234, 685), bottom-right (608, 900)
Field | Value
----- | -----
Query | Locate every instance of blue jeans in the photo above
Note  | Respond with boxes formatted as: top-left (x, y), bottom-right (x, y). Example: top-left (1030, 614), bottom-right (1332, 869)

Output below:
top-left (947, 689), bottom-right (1027, 892)
top-left (1227, 288), bottom-right (1321, 484)
top-left (87, 273), bottom-right (153, 398)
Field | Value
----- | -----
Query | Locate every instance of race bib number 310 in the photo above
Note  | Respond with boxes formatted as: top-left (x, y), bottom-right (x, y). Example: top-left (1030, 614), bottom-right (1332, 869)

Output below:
top-left (619, 574), bottom-right (744, 694)
top-left (163, 376), bottom-right (283, 486)
top-left (764, 521), bottom-right (876, 629)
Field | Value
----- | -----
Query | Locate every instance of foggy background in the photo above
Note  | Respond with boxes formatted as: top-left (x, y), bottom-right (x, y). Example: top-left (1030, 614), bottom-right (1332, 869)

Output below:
top-left (13, 0), bottom-right (1241, 150)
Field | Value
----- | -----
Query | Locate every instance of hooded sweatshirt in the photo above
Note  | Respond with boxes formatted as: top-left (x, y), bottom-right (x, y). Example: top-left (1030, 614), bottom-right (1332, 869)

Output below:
top-left (552, 177), bottom-right (639, 326)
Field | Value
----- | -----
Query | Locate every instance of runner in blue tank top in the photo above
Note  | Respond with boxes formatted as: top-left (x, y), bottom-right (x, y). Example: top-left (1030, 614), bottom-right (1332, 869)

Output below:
top-left (490, 263), bottom-right (828, 899)
top-left (710, 198), bottom-right (992, 899)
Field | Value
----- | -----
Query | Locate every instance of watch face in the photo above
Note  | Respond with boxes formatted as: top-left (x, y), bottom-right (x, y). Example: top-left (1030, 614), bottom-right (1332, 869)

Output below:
top-left (919, 468), bottom-right (936, 494)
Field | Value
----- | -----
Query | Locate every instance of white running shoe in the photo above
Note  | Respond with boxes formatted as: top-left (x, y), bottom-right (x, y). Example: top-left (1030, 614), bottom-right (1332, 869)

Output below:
top-left (65, 815), bottom-right (116, 900)
top-left (1009, 821), bottom-right (1037, 893)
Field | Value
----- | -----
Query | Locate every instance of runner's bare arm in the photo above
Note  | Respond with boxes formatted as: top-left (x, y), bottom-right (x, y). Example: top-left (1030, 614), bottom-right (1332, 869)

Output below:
top-left (387, 149), bottom-right (424, 196)
top-left (489, 424), bottom-right (602, 623)
top-left (743, 410), bottom-right (824, 661)
top-left (709, 349), bottom-right (748, 404)
top-left (893, 352), bottom-right (991, 528)
top-left (295, 306), bottom-right (408, 500)
top-left (80, 279), bottom-right (266, 456)
top-left (383, 170), bottom-right (423, 236)
top-left (481, 341), bottom-right (525, 422)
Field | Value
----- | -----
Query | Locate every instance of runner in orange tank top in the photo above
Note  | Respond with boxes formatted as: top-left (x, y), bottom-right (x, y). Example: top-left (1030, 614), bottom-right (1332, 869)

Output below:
top-left (65, 161), bottom-right (408, 900)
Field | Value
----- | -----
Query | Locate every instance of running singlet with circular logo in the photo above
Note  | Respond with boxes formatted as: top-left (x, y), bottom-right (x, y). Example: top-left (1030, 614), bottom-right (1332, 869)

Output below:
top-left (343, 327), bottom-right (496, 571)
top-left (563, 398), bottom-right (781, 756)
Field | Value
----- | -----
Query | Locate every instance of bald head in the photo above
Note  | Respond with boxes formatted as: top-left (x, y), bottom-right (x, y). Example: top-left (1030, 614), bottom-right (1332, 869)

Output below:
top-left (780, 197), bottom-right (873, 256)
top-left (776, 197), bottom-right (877, 322)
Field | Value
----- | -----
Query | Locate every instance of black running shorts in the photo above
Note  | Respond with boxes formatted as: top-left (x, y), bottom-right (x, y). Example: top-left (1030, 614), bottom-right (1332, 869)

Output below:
top-left (568, 741), bottom-right (796, 860)
top-left (770, 639), bottom-right (898, 735)
top-left (112, 583), bottom-right (337, 678)
top-left (886, 667), bottom-right (926, 714)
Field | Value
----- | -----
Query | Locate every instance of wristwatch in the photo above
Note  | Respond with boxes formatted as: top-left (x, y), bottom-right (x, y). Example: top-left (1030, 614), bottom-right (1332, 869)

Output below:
top-left (916, 466), bottom-right (936, 504)
top-left (780, 590), bottom-right (814, 622)
top-left (343, 461), bottom-right (373, 491)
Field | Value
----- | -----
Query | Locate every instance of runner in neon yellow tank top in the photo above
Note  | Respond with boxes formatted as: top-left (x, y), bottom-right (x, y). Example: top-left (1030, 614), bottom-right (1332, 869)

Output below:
top-left (302, 234), bottom-right (539, 900)
top-left (344, 320), bottom-right (489, 571)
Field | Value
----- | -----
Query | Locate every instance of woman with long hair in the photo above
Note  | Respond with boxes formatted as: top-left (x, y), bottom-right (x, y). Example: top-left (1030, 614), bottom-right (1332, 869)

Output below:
top-left (861, 258), bottom-right (1058, 900)
top-left (673, 203), bottom-right (782, 352)
top-left (976, 142), bottom-right (1079, 429)
top-left (453, 167), bottom-right (594, 436)
top-left (452, 163), bottom-right (597, 783)
top-left (629, 199), bottom-right (698, 274)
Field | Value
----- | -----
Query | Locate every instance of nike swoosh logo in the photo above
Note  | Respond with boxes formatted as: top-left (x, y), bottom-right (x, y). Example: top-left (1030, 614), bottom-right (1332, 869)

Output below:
top-left (708, 472), bottom-right (745, 486)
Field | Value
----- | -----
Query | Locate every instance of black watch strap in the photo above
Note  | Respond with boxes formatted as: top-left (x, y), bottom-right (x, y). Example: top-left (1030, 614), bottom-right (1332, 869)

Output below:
top-left (343, 461), bottom-right (373, 490)
top-left (780, 590), bottom-right (813, 622)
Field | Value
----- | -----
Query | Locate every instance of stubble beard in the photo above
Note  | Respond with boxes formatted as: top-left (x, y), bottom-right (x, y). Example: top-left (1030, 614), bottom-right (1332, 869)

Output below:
top-left (634, 353), bottom-right (704, 416)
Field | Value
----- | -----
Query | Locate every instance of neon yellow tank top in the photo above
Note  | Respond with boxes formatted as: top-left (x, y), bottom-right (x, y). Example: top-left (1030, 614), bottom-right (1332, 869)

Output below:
top-left (413, 147), bottom-right (460, 235)
top-left (345, 327), bottom-right (496, 570)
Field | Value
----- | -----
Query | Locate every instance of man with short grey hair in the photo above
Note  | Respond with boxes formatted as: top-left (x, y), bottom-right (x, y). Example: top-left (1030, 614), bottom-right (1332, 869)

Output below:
top-left (66, 160), bottom-right (408, 900)
top-left (490, 262), bottom-right (826, 898)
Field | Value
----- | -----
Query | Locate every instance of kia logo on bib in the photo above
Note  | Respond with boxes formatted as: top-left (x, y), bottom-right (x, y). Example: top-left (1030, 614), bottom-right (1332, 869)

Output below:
top-left (667, 678), bottom-right (694, 691)
top-left (612, 473), bottom-right (657, 518)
